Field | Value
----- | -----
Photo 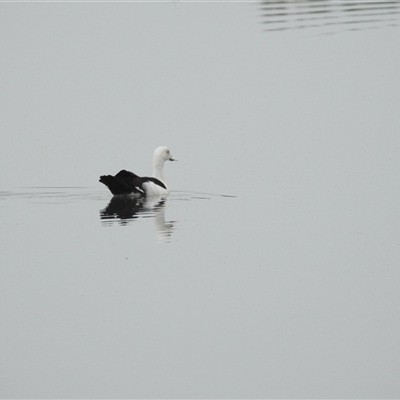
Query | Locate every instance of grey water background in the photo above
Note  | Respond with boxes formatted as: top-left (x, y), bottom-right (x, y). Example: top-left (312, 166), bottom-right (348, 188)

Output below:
top-left (1, 1), bottom-right (400, 398)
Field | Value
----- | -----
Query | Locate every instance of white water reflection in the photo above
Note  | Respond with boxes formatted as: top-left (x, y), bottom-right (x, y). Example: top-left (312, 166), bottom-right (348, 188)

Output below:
top-left (260, 0), bottom-right (400, 33)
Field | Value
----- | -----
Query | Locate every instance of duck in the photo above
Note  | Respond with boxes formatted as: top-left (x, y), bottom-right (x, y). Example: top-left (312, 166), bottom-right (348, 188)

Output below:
top-left (99, 146), bottom-right (177, 196)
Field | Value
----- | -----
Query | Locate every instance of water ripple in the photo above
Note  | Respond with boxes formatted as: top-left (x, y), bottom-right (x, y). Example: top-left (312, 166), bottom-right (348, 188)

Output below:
top-left (0, 187), bottom-right (104, 204)
top-left (260, 0), bottom-right (400, 34)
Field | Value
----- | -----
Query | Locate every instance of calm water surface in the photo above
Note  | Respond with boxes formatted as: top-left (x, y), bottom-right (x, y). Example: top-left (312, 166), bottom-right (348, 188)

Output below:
top-left (1, 1), bottom-right (400, 398)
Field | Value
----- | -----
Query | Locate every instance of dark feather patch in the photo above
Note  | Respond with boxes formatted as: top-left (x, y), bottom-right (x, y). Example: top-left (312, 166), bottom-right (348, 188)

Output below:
top-left (99, 169), bottom-right (144, 195)
top-left (99, 170), bottom-right (166, 195)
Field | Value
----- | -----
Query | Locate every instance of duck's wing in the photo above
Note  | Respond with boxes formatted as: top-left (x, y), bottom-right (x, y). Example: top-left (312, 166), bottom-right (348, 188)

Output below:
top-left (140, 176), bottom-right (168, 196)
top-left (141, 177), bottom-right (167, 189)
top-left (99, 170), bottom-right (145, 195)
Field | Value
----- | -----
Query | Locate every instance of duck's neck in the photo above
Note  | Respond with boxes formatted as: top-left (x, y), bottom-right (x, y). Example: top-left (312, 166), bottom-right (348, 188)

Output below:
top-left (153, 158), bottom-right (166, 183)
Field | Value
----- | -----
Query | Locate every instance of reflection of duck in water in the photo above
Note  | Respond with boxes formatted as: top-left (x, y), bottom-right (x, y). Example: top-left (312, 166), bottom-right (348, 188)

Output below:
top-left (99, 146), bottom-right (177, 197)
top-left (100, 195), bottom-right (145, 223)
top-left (100, 195), bottom-right (176, 241)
